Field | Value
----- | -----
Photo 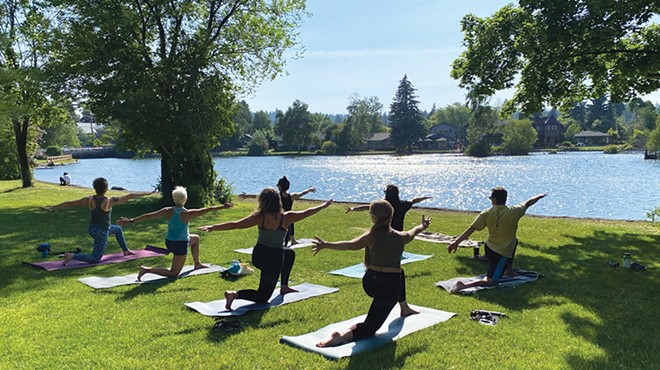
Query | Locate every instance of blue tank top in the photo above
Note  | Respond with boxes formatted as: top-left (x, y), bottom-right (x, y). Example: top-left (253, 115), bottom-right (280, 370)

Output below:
top-left (166, 207), bottom-right (189, 241)
top-left (257, 214), bottom-right (288, 248)
top-left (90, 196), bottom-right (111, 228)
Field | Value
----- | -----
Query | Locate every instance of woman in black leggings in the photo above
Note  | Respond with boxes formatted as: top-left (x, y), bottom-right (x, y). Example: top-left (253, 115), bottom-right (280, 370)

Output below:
top-left (200, 188), bottom-right (332, 310)
top-left (312, 200), bottom-right (431, 347)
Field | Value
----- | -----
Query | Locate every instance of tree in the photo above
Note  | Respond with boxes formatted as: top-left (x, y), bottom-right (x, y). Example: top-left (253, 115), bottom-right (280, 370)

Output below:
top-left (336, 95), bottom-right (384, 151)
top-left (465, 105), bottom-right (499, 157)
top-left (647, 126), bottom-right (660, 152)
top-left (50, 0), bottom-right (307, 205)
top-left (500, 119), bottom-right (538, 155)
top-left (253, 110), bottom-right (273, 132)
top-left (275, 100), bottom-right (313, 152)
top-left (388, 75), bottom-right (425, 151)
top-left (451, 2), bottom-right (660, 115)
top-left (247, 129), bottom-right (270, 156)
top-left (220, 100), bottom-right (252, 150)
top-left (0, 1), bottom-right (59, 187)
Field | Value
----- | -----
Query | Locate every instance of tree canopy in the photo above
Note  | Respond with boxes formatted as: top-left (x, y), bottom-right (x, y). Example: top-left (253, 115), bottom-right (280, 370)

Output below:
top-left (275, 100), bottom-right (313, 151)
top-left (451, 1), bottom-right (660, 115)
top-left (388, 75), bottom-right (425, 151)
top-left (49, 0), bottom-right (307, 204)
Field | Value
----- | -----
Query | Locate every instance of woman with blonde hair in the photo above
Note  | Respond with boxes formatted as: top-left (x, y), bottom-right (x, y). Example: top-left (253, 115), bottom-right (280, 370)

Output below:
top-left (312, 200), bottom-right (430, 347)
top-left (118, 186), bottom-right (233, 281)
top-left (200, 188), bottom-right (332, 310)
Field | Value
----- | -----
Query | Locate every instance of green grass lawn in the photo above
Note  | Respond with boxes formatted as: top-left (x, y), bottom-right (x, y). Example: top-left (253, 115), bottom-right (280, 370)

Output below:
top-left (1, 180), bottom-right (658, 369)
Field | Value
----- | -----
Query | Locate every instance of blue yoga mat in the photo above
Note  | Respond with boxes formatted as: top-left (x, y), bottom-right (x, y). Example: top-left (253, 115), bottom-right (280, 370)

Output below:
top-left (328, 252), bottom-right (433, 278)
top-left (280, 305), bottom-right (456, 359)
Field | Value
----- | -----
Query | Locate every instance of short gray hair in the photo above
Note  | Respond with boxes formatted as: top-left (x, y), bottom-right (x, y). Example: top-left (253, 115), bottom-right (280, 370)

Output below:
top-left (172, 186), bottom-right (187, 206)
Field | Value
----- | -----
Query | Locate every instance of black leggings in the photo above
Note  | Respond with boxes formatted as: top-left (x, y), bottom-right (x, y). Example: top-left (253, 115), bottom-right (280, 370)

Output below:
top-left (352, 269), bottom-right (407, 341)
top-left (237, 244), bottom-right (295, 304)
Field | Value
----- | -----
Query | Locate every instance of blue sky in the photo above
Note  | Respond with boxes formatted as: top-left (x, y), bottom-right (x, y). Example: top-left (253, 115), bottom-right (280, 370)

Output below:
top-left (243, 1), bottom-right (658, 115)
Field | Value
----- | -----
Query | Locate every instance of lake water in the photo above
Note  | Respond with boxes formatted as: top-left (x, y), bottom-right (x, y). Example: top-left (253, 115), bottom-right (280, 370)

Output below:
top-left (34, 152), bottom-right (660, 220)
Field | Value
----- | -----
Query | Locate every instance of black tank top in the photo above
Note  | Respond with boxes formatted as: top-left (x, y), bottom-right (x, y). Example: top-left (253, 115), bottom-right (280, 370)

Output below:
top-left (90, 196), bottom-right (111, 228)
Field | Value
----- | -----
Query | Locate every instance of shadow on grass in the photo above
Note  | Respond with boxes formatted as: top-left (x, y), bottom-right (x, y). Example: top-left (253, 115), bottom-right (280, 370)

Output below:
top-left (449, 230), bottom-right (659, 369)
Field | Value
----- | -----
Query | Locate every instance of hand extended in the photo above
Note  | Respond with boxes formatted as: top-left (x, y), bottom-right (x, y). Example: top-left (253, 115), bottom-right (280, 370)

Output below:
top-left (447, 241), bottom-right (459, 254)
top-left (344, 205), bottom-right (352, 213)
top-left (311, 236), bottom-right (326, 255)
top-left (223, 202), bottom-right (234, 208)
top-left (116, 216), bottom-right (132, 226)
top-left (421, 215), bottom-right (431, 229)
top-left (199, 225), bottom-right (213, 232)
top-left (238, 192), bottom-right (247, 200)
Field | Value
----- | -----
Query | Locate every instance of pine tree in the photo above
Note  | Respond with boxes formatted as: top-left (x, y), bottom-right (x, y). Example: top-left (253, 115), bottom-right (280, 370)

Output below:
top-left (388, 75), bottom-right (425, 151)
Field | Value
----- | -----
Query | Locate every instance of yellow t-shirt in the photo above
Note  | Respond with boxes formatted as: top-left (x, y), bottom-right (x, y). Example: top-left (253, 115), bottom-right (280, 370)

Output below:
top-left (470, 204), bottom-right (527, 258)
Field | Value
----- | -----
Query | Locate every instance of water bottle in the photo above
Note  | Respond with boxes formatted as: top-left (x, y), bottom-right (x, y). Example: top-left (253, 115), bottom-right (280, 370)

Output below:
top-left (623, 253), bottom-right (632, 268)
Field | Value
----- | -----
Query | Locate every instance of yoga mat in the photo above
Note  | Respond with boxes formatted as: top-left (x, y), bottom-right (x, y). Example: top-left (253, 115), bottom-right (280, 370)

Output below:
top-left (25, 245), bottom-right (169, 271)
top-left (78, 264), bottom-right (225, 289)
top-left (415, 231), bottom-right (481, 248)
top-left (435, 269), bottom-right (542, 294)
top-left (233, 238), bottom-right (316, 254)
top-left (328, 252), bottom-right (433, 278)
top-left (185, 282), bottom-right (338, 317)
top-left (280, 305), bottom-right (456, 359)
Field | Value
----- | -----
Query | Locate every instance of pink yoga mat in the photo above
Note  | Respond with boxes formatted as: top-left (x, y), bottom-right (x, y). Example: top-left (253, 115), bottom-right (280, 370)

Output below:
top-left (26, 245), bottom-right (169, 271)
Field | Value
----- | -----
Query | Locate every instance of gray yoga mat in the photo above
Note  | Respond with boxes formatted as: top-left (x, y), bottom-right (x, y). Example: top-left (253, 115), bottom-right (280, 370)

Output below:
top-left (328, 252), bottom-right (433, 278)
top-left (78, 264), bottom-right (225, 289)
top-left (435, 269), bottom-right (542, 294)
top-left (233, 238), bottom-right (316, 254)
top-left (184, 282), bottom-right (338, 317)
top-left (280, 305), bottom-right (456, 359)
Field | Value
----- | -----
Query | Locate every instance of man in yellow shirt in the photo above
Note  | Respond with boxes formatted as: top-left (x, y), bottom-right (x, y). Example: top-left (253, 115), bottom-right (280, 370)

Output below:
top-left (447, 187), bottom-right (547, 293)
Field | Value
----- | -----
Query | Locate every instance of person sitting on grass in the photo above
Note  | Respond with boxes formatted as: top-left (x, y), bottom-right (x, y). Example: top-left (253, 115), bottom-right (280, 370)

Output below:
top-left (311, 200), bottom-right (431, 347)
top-left (345, 184), bottom-right (432, 231)
top-left (42, 177), bottom-right (153, 265)
top-left (117, 186), bottom-right (233, 281)
top-left (199, 188), bottom-right (332, 310)
top-left (239, 176), bottom-right (316, 245)
top-left (447, 187), bottom-right (547, 293)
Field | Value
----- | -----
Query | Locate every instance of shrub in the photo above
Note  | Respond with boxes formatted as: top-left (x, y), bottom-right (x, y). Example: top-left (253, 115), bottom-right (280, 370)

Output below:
top-left (321, 140), bottom-right (340, 154)
top-left (247, 130), bottom-right (270, 156)
top-left (45, 145), bottom-right (62, 156)
top-left (603, 144), bottom-right (619, 154)
top-left (548, 149), bottom-right (558, 154)
top-left (211, 176), bottom-right (234, 204)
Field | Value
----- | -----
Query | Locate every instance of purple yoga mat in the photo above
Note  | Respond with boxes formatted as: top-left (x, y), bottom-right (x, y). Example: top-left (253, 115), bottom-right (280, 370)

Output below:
top-left (26, 245), bottom-right (169, 271)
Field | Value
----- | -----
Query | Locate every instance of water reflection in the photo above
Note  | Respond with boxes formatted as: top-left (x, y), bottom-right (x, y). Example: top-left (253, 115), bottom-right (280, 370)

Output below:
top-left (34, 152), bottom-right (660, 220)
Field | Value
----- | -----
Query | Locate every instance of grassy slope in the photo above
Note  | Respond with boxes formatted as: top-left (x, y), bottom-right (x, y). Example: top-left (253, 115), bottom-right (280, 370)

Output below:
top-left (0, 180), bottom-right (658, 370)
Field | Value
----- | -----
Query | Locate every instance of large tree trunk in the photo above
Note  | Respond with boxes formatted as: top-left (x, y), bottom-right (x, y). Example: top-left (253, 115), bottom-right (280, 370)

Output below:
top-left (13, 117), bottom-right (32, 188)
top-left (160, 148), bottom-right (174, 205)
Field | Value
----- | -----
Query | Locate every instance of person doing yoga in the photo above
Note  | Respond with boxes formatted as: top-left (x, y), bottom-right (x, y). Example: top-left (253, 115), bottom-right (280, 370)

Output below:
top-left (447, 187), bottom-right (547, 293)
top-left (200, 188), bottom-right (332, 310)
top-left (117, 186), bottom-right (233, 281)
top-left (42, 177), bottom-right (153, 265)
top-left (345, 184), bottom-right (431, 231)
top-left (312, 200), bottom-right (431, 347)
top-left (240, 176), bottom-right (316, 245)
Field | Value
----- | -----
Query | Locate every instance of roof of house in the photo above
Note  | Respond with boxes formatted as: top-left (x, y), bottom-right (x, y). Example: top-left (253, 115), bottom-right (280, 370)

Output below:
top-left (366, 132), bottom-right (391, 142)
top-left (574, 130), bottom-right (610, 138)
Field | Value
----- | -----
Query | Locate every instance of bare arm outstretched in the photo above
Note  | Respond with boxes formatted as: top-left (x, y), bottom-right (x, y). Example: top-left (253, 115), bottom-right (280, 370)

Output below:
top-left (524, 193), bottom-right (547, 208)
top-left (344, 204), bottom-right (370, 213)
top-left (199, 213), bottom-right (259, 233)
top-left (311, 232), bottom-right (371, 255)
top-left (290, 187), bottom-right (316, 200)
top-left (110, 191), bottom-right (156, 207)
top-left (411, 196), bottom-right (433, 205)
top-left (447, 226), bottom-right (477, 254)
top-left (42, 196), bottom-right (89, 211)
top-left (400, 215), bottom-right (432, 244)
top-left (284, 200), bottom-right (333, 224)
top-left (117, 207), bottom-right (171, 226)
top-left (182, 202), bottom-right (234, 222)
